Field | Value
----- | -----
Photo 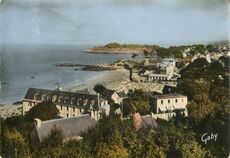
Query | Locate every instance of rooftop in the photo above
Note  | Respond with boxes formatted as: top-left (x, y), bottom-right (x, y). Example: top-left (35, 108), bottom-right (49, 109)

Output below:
top-left (152, 94), bottom-right (186, 99)
top-left (24, 88), bottom-right (103, 110)
top-left (35, 114), bottom-right (97, 142)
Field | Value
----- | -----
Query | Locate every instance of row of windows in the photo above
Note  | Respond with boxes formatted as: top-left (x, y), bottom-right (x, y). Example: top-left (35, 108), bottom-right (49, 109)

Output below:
top-left (60, 105), bottom-right (84, 113)
top-left (34, 94), bottom-right (96, 106)
top-left (161, 98), bottom-right (183, 104)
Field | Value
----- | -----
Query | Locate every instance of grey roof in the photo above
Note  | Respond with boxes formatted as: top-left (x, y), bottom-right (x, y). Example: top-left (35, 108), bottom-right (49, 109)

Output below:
top-left (101, 89), bottom-right (117, 99)
top-left (36, 115), bottom-right (97, 142)
top-left (117, 92), bottom-right (128, 98)
top-left (24, 88), bottom-right (104, 110)
top-left (141, 116), bottom-right (158, 128)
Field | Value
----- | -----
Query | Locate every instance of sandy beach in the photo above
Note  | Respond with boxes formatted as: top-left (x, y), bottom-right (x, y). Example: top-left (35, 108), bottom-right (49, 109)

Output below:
top-left (0, 104), bottom-right (22, 119)
top-left (68, 68), bottom-right (165, 94)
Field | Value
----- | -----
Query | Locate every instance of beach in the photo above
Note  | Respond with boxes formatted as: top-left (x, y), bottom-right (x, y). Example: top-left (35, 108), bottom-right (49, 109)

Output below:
top-left (69, 68), bottom-right (165, 94)
top-left (0, 104), bottom-right (22, 119)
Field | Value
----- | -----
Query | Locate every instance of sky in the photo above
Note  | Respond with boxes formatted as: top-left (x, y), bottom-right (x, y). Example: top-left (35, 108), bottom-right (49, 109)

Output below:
top-left (0, 0), bottom-right (229, 46)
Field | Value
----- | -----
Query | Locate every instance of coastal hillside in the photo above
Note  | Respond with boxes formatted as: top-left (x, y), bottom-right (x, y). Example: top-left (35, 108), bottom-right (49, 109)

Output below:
top-left (85, 42), bottom-right (223, 58)
top-left (85, 43), bottom-right (160, 54)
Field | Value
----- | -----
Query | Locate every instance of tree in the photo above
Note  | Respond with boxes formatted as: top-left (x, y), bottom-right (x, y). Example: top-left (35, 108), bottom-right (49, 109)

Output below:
top-left (155, 125), bottom-right (196, 157)
top-left (2, 128), bottom-right (31, 158)
top-left (123, 99), bottom-right (136, 117)
top-left (143, 141), bottom-right (166, 158)
top-left (180, 141), bottom-right (206, 158)
top-left (33, 128), bottom-right (64, 157)
top-left (25, 101), bottom-right (59, 121)
top-left (94, 84), bottom-right (106, 94)
top-left (96, 144), bottom-right (129, 158)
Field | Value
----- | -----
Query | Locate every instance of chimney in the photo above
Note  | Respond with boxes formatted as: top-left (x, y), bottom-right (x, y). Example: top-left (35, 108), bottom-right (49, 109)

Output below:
top-left (133, 112), bottom-right (142, 130)
top-left (34, 118), bottom-right (41, 128)
top-left (97, 93), bottom-right (100, 108)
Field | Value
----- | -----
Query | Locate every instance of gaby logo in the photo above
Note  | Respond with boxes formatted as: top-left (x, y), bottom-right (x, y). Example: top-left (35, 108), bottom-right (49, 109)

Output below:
top-left (201, 132), bottom-right (218, 145)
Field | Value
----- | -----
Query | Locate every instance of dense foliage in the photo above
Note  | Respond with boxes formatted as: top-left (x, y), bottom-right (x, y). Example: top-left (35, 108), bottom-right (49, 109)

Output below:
top-left (178, 58), bottom-right (229, 157)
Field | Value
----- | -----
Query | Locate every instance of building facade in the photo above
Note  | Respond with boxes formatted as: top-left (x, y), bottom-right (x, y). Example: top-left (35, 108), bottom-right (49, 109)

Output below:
top-left (146, 57), bottom-right (180, 83)
top-left (23, 88), bottom-right (110, 120)
top-left (151, 94), bottom-right (188, 120)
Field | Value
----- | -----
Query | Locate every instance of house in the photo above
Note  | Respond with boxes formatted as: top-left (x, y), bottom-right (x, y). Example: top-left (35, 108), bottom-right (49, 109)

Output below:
top-left (133, 112), bottom-right (158, 130)
top-left (150, 94), bottom-right (188, 120)
top-left (159, 57), bottom-right (176, 68)
top-left (101, 89), bottom-right (128, 105)
top-left (101, 89), bottom-right (122, 104)
top-left (22, 88), bottom-right (110, 120)
top-left (30, 114), bottom-right (96, 147)
top-left (146, 57), bottom-right (180, 83)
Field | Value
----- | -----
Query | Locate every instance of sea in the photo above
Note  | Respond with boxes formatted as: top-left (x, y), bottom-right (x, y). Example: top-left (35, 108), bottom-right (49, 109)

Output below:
top-left (0, 44), bottom-right (131, 104)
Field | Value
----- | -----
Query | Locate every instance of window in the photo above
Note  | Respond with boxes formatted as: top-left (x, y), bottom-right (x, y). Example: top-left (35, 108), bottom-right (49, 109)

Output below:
top-left (168, 100), bottom-right (170, 103)
top-left (60, 105), bottom-right (63, 110)
top-left (71, 98), bottom-right (75, 104)
top-left (52, 95), bottom-right (57, 102)
top-left (73, 107), bottom-right (75, 112)
top-left (175, 99), bottom-right (178, 103)
top-left (83, 99), bottom-right (88, 106)
top-left (67, 106), bottom-right (69, 111)
top-left (67, 114), bottom-right (69, 117)
top-left (182, 99), bottom-right (184, 102)
top-left (73, 114), bottom-right (75, 117)
top-left (161, 100), bottom-right (163, 104)
top-left (77, 98), bottom-right (82, 106)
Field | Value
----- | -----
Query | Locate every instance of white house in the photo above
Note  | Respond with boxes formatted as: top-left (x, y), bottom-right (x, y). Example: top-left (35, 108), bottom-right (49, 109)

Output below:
top-left (151, 94), bottom-right (188, 120)
top-left (160, 57), bottom-right (176, 68)
top-left (146, 57), bottom-right (180, 83)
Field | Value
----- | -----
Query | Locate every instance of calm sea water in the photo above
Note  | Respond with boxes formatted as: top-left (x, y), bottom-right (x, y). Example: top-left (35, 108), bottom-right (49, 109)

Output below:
top-left (0, 44), bottom-right (130, 104)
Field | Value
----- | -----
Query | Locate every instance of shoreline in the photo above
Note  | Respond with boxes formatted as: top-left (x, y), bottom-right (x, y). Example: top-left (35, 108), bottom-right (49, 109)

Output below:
top-left (0, 68), bottom-right (166, 119)
top-left (67, 69), bottom-right (130, 93)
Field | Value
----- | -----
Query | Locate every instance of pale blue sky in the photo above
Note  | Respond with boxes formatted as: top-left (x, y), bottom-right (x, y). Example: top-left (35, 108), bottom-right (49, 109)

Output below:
top-left (0, 0), bottom-right (229, 46)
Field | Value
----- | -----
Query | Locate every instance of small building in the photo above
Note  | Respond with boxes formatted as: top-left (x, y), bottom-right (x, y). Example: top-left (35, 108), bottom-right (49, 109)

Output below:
top-left (160, 57), bottom-right (176, 68)
top-left (101, 89), bottom-right (123, 104)
top-left (133, 113), bottom-right (158, 130)
top-left (23, 88), bottom-right (110, 120)
top-left (30, 115), bottom-right (96, 147)
top-left (150, 94), bottom-right (188, 120)
top-left (147, 57), bottom-right (180, 83)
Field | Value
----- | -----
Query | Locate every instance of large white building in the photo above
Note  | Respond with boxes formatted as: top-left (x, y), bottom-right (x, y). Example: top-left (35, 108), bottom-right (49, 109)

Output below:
top-left (23, 88), bottom-right (111, 120)
top-left (151, 94), bottom-right (188, 120)
top-left (160, 57), bottom-right (176, 68)
top-left (144, 57), bottom-right (180, 83)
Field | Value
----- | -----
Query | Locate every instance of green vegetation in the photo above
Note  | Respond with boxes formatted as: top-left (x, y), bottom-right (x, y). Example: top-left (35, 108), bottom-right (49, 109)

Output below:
top-left (2, 128), bottom-right (30, 158)
top-left (105, 43), bottom-right (160, 50)
top-left (156, 47), bottom-right (183, 58)
top-left (26, 101), bottom-right (59, 121)
top-left (94, 84), bottom-right (107, 94)
top-left (105, 43), bottom-right (214, 59)
top-left (178, 57), bottom-right (229, 157)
